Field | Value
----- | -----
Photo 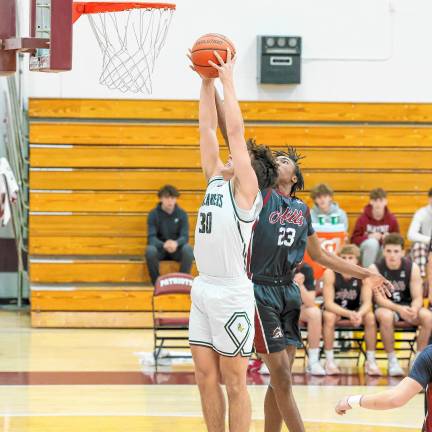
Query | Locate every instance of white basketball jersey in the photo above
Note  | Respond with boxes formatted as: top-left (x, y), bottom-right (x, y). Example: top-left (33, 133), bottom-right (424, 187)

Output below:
top-left (194, 176), bottom-right (263, 278)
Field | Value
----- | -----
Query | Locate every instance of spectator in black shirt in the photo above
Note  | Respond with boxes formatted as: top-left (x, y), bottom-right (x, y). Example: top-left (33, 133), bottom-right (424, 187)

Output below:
top-left (335, 344), bottom-right (432, 431)
top-left (145, 185), bottom-right (193, 285)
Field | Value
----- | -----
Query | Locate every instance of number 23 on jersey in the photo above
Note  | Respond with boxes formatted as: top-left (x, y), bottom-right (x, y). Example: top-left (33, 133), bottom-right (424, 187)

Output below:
top-left (278, 227), bottom-right (296, 246)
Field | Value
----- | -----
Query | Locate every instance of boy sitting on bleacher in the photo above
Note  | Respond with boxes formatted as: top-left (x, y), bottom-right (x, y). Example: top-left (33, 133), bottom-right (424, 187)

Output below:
top-left (322, 244), bottom-right (380, 376)
top-left (371, 233), bottom-right (432, 376)
top-left (145, 185), bottom-right (194, 285)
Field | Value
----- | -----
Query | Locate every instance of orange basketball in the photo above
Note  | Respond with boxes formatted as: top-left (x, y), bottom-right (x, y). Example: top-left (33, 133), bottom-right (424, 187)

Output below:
top-left (191, 33), bottom-right (236, 78)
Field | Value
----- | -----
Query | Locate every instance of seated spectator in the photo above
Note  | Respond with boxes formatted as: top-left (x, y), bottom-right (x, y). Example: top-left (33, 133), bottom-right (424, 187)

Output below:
top-left (370, 233), bottom-right (432, 376)
top-left (351, 188), bottom-right (400, 267)
top-left (294, 263), bottom-right (325, 376)
top-left (145, 185), bottom-right (193, 285)
top-left (310, 183), bottom-right (349, 231)
top-left (322, 244), bottom-right (380, 376)
top-left (408, 188), bottom-right (432, 277)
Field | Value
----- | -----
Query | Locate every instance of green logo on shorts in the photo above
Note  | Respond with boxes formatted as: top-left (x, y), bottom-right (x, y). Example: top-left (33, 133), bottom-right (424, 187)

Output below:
top-left (225, 312), bottom-right (251, 350)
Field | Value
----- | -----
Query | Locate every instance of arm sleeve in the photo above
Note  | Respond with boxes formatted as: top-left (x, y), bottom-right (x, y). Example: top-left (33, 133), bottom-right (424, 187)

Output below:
top-left (147, 210), bottom-right (164, 248)
top-left (409, 348), bottom-right (432, 389)
top-left (408, 210), bottom-right (431, 244)
top-left (306, 207), bottom-right (315, 236)
top-left (176, 210), bottom-right (189, 247)
top-left (350, 216), bottom-right (367, 245)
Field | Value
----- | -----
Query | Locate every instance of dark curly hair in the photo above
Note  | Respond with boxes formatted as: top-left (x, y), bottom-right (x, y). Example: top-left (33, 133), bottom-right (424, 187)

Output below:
top-left (157, 184), bottom-right (180, 198)
top-left (273, 147), bottom-right (305, 196)
top-left (246, 139), bottom-right (278, 190)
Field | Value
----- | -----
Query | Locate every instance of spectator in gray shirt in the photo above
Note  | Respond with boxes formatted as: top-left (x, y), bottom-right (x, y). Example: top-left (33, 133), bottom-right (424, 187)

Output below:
top-left (310, 183), bottom-right (349, 231)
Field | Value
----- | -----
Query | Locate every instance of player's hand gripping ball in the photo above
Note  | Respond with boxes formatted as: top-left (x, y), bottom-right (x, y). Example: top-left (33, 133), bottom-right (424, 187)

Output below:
top-left (191, 33), bottom-right (236, 78)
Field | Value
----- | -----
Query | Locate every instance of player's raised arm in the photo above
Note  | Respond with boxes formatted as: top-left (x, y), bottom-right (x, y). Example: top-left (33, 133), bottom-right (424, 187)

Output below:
top-left (209, 49), bottom-right (259, 208)
top-left (188, 50), bottom-right (224, 181)
top-left (198, 79), bottom-right (224, 180)
top-left (215, 88), bottom-right (230, 149)
top-left (306, 233), bottom-right (393, 297)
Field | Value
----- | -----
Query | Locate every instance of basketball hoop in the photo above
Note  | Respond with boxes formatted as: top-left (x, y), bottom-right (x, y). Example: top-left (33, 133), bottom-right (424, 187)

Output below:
top-left (73, 2), bottom-right (176, 93)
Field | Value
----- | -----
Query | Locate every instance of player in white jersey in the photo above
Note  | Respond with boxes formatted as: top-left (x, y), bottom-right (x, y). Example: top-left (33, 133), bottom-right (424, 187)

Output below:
top-left (188, 49), bottom-right (278, 432)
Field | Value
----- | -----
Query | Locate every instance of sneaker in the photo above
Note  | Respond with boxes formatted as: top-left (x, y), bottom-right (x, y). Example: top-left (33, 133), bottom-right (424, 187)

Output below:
top-left (248, 359), bottom-right (263, 373)
top-left (259, 362), bottom-right (270, 375)
top-left (388, 362), bottom-right (405, 377)
top-left (324, 360), bottom-right (341, 375)
top-left (365, 361), bottom-right (382, 376)
top-left (306, 361), bottom-right (326, 376)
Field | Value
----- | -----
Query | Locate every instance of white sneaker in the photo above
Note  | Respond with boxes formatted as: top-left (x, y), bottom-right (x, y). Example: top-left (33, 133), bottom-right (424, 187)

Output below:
top-left (365, 361), bottom-right (382, 376)
top-left (306, 361), bottom-right (326, 376)
top-left (388, 362), bottom-right (405, 377)
top-left (324, 359), bottom-right (341, 375)
top-left (259, 362), bottom-right (270, 375)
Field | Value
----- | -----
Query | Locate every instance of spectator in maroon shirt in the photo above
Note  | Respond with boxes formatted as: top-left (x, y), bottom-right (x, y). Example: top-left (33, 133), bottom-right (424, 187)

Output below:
top-left (351, 188), bottom-right (400, 267)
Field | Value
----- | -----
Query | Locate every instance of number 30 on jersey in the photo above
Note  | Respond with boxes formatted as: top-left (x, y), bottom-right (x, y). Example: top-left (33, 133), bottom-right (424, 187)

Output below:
top-left (277, 227), bottom-right (296, 246)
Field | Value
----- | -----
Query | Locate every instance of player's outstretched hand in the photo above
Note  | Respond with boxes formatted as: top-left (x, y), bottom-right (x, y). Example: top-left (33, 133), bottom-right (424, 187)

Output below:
top-left (208, 48), bottom-right (236, 84)
top-left (187, 49), bottom-right (213, 82)
top-left (335, 397), bottom-right (352, 415)
top-left (367, 274), bottom-right (393, 298)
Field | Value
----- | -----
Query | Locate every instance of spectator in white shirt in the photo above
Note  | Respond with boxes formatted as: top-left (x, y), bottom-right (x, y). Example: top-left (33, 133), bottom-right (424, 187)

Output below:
top-left (408, 188), bottom-right (432, 277)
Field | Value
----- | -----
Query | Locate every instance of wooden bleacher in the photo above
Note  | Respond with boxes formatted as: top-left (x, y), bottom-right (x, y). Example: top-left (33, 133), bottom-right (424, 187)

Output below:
top-left (28, 99), bottom-right (432, 328)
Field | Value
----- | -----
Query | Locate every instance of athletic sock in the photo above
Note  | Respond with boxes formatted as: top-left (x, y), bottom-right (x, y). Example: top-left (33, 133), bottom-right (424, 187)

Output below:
top-left (308, 348), bottom-right (320, 364)
top-left (325, 350), bottom-right (334, 361)
top-left (366, 351), bottom-right (376, 363)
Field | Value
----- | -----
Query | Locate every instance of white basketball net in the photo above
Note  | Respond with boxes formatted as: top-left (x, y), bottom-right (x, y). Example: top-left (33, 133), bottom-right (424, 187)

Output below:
top-left (87, 7), bottom-right (174, 93)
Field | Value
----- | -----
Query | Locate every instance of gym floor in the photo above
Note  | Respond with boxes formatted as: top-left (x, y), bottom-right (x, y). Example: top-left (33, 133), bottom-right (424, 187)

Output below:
top-left (0, 312), bottom-right (422, 432)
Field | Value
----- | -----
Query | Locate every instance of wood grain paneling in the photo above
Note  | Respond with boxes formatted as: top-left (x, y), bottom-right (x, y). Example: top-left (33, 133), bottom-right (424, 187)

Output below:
top-left (29, 213), bottom-right (411, 240)
top-left (29, 146), bottom-right (430, 170)
top-left (30, 191), bottom-right (427, 214)
top-left (31, 288), bottom-right (191, 312)
top-left (31, 311), bottom-right (155, 328)
top-left (30, 169), bottom-right (432, 192)
top-left (29, 123), bottom-right (432, 147)
top-left (29, 98), bottom-right (432, 123)
top-left (30, 260), bottom-right (198, 284)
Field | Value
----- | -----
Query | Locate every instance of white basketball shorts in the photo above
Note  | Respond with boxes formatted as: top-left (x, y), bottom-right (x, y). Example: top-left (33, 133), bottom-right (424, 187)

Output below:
top-left (189, 274), bottom-right (255, 357)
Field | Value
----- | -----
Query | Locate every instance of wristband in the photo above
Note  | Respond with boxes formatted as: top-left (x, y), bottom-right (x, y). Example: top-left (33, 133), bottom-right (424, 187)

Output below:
top-left (347, 395), bottom-right (363, 408)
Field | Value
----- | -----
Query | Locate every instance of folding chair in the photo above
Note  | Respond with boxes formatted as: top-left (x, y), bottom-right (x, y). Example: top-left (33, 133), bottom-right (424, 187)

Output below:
top-left (152, 272), bottom-right (193, 369)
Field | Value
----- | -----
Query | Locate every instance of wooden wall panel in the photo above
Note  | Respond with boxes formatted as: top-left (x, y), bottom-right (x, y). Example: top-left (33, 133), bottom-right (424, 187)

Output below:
top-left (29, 146), bottom-right (431, 170)
top-left (29, 99), bottom-right (432, 123)
top-left (29, 123), bottom-right (432, 148)
top-left (30, 169), bottom-right (432, 192)
top-left (30, 191), bottom-right (427, 215)
top-left (30, 260), bottom-right (198, 284)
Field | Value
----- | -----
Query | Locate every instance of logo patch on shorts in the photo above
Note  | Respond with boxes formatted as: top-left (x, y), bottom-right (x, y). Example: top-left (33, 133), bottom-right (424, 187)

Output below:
top-left (272, 326), bottom-right (283, 339)
top-left (225, 312), bottom-right (251, 348)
